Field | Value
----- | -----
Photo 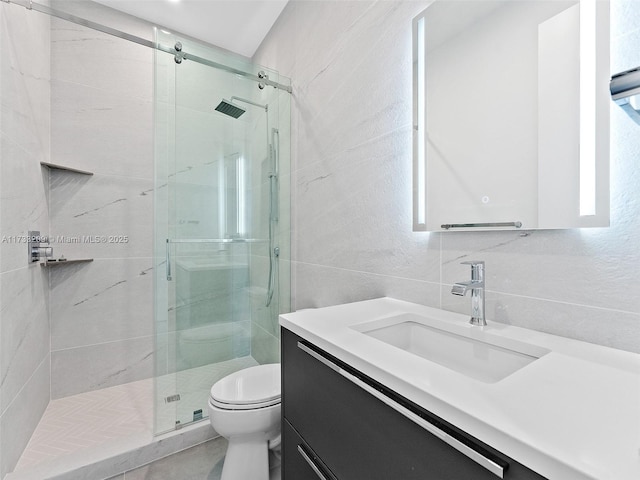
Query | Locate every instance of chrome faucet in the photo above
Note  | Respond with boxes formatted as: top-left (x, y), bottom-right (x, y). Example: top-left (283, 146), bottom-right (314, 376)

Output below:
top-left (451, 261), bottom-right (486, 326)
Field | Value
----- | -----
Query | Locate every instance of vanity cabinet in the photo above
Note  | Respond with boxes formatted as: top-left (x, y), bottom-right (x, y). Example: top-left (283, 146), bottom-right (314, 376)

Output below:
top-left (282, 327), bottom-right (546, 480)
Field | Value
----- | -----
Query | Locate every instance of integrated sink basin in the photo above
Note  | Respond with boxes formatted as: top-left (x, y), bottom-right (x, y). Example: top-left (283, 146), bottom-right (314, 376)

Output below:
top-left (351, 313), bottom-right (550, 383)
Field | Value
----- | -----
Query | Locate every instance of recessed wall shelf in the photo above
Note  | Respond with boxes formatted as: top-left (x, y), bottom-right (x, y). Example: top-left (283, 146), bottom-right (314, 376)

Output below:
top-left (40, 259), bottom-right (94, 267)
top-left (40, 162), bottom-right (94, 176)
top-left (35, 165), bottom-right (94, 270)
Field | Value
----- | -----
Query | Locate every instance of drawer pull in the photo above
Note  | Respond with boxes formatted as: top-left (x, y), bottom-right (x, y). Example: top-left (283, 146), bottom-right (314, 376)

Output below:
top-left (297, 341), bottom-right (506, 479)
top-left (297, 444), bottom-right (330, 480)
top-left (298, 342), bottom-right (341, 372)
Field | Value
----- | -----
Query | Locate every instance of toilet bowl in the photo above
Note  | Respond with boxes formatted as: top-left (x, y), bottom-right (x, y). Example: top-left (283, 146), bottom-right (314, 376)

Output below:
top-left (208, 363), bottom-right (281, 480)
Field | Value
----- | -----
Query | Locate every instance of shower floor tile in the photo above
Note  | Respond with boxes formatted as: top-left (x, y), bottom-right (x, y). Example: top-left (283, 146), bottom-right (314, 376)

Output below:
top-left (15, 356), bottom-right (259, 473)
top-left (15, 379), bottom-right (153, 471)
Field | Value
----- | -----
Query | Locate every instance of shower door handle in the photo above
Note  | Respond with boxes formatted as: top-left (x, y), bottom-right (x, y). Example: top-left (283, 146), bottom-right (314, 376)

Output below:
top-left (166, 239), bottom-right (172, 281)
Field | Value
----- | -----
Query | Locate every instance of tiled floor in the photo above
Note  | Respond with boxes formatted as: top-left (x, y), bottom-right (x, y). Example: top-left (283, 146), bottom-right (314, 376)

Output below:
top-left (118, 437), bottom-right (227, 480)
top-left (15, 357), bottom-right (258, 472)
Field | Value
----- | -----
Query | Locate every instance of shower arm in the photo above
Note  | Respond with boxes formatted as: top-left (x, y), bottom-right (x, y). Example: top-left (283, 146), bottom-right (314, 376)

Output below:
top-left (230, 96), bottom-right (268, 112)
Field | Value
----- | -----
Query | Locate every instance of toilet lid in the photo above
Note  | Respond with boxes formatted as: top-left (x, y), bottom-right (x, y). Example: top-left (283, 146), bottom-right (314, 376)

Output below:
top-left (210, 364), bottom-right (281, 406)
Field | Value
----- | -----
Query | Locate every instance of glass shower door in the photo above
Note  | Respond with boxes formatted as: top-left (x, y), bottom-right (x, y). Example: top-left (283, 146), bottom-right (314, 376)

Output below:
top-left (154, 31), bottom-right (290, 433)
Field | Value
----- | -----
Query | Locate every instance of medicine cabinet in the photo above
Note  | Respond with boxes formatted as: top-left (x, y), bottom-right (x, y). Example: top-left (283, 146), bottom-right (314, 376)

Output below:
top-left (412, 0), bottom-right (610, 232)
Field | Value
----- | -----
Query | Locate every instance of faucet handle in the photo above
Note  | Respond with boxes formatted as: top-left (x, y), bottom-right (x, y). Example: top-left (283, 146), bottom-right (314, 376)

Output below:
top-left (461, 260), bottom-right (484, 281)
top-left (461, 260), bottom-right (484, 266)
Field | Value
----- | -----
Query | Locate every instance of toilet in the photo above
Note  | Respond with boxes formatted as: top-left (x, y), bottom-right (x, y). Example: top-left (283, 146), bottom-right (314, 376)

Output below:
top-left (208, 363), bottom-right (281, 480)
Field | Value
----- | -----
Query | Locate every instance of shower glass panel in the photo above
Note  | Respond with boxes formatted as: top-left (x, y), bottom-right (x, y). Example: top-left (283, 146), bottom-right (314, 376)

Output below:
top-left (154, 30), bottom-right (290, 434)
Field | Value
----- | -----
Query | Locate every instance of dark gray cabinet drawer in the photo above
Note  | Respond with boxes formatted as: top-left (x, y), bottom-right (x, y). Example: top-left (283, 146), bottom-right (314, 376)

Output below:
top-left (283, 419), bottom-right (337, 480)
top-left (282, 327), bottom-right (546, 480)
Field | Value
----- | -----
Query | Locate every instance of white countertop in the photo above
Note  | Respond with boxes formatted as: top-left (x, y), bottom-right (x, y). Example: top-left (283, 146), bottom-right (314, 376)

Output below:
top-left (279, 297), bottom-right (640, 480)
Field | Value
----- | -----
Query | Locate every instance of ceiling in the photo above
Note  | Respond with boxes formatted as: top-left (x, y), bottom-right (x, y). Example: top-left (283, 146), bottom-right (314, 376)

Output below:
top-left (93, 0), bottom-right (289, 58)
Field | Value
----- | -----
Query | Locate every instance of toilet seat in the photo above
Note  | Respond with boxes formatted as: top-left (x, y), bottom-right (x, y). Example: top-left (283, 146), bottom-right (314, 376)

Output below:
top-left (209, 396), bottom-right (280, 410)
top-left (210, 364), bottom-right (281, 411)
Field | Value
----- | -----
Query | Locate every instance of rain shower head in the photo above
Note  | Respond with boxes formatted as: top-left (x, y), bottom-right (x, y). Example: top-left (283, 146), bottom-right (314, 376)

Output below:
top-left (215, 99), bottom-right (246, 119)
top-left (215, 96), bottom-right (268, 119)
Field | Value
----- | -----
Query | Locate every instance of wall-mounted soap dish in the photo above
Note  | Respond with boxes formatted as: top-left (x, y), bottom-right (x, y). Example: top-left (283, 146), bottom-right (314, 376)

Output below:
top-left (28, 231), bottom-right (93, 267)
top-left (40, 162), bottom-right (93, 176)
top-left (40, 258), bottom-right (94, 267)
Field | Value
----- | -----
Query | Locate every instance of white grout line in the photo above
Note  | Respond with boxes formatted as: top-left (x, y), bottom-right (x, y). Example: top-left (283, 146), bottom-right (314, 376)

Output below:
top-left (50, 334), bottom-right (155, 353)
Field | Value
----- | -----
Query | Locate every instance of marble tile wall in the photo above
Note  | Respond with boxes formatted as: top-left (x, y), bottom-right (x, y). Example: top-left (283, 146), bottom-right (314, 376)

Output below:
top-left (0, 2), bottom-right (52, 477)
top-left (254, 0), bottom-right (640, 354)
top-left (48, 10), bottom-right (156, 398)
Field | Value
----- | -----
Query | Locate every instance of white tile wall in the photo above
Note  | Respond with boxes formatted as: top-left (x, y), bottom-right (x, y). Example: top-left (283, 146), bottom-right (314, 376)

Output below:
top-left (1, 359), bottom-right (50, 479)
top-left (49, 79), bottom-right (153, 178)
top-left (254, 0), bottom-right (640, 353)
top-left (49, 258), bottom-right (153, 351)
top-left (0, 2), bottom-right (51, 477)
top-left (48, 172), bottom-right (153, 260)
top-left (49, 13), bottom-right (155, 399)
top-left (51, 335), bottom-right (155, 399)
top-left (0, 267), bottom-right (50, 412)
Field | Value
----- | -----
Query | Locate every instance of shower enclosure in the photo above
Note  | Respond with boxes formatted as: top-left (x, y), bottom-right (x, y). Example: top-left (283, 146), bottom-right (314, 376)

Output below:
top-left (153, 31), bottom-right (291, 434)
top-left (0, 0), bottom-right (290, 475)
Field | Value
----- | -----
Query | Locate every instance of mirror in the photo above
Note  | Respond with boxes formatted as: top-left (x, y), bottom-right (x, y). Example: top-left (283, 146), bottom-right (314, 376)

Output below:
top-left (412, 0), bottom-right (610, 232)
